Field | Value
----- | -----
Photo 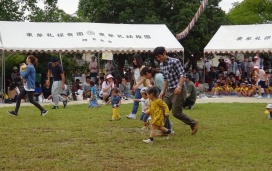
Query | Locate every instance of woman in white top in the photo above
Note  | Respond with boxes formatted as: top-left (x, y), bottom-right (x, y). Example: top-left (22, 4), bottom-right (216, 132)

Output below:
top-left (99, 74), bottom-right (115, 102)
top-left (126, 54), bottom-right (148, 119)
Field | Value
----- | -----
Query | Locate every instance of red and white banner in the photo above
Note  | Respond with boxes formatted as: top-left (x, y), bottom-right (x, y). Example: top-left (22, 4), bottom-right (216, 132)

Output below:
top-left (176, 0), bottom-right (208, 40)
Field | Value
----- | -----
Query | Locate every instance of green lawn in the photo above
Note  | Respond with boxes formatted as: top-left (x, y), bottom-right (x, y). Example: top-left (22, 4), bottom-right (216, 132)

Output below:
top-left (0, 103), bottom-right (271, 171)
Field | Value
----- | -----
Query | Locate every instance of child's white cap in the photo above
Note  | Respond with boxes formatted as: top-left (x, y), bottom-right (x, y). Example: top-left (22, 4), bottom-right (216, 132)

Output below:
top-left (266, 104), bottom-right (272, 109)
top-left (140, 87), bottom-right (148, 93)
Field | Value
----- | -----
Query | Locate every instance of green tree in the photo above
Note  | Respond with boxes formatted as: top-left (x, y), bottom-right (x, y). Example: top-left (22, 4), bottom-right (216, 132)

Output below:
top-left (227, 0), bottom-right (272, 24)
top-left (78, 0), bottom-right (228, 70)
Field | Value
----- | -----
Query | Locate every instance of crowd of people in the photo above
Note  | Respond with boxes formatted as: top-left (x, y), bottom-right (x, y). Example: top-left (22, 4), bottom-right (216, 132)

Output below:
top-left (189, 55), bottom-right (272, 99)
top-left (5, 49), bottom-right (272, 144)
top-left (4, 48), bottom-right (199, 144)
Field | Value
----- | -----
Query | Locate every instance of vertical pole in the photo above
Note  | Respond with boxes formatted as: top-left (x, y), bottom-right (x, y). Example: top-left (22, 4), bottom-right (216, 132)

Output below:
top-left (59, 52), bottom-right (63, 69)
top-left (1, 51), bottom-right (4, 102)
top-left (203, 53), bottom-right (206, 87)
top-left (98, 52), bottom-right (101, 92)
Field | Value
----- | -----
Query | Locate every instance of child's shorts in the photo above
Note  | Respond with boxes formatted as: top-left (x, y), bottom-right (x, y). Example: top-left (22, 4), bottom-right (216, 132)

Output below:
top-left (140, 112), bottom-right (149, 122)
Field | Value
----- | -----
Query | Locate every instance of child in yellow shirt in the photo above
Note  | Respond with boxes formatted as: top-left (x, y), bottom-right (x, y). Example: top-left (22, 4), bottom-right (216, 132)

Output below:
top-left (143, 87), bottom-right (174, 144)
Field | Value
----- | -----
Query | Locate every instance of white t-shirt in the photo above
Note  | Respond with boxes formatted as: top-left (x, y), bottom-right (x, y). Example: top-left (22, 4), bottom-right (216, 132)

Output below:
top-left (99, 81), bottom-right (114, 95)
top-left (140, 97), bottom-right (150, 113)
top-left (134, 68), bottom-right (143, 89)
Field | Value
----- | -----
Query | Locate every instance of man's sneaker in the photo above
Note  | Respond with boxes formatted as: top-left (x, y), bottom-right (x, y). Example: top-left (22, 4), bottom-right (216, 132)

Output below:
top-left (167, 130), bottom-right (174, 140)
top-left (253, 94), bottom-right (259, 97)
top-left (7, 111), bottom-right (18, 116)
top-left (191, 119), bottom-right (199, 135)
top-left (143, 139), bottom-right (153, 144)
top-left (41, 110), bottom-right (48, 116)
top-left (52, 106), bottom-right (59, 109)
top-left (126, 114), bottom-right (136, 119)
top-left (63, 99), bottom-right (68, 108)
top-left (257, 96), bottom-right (262, 99)
top-left (188, 104), bottom-right (194, 110)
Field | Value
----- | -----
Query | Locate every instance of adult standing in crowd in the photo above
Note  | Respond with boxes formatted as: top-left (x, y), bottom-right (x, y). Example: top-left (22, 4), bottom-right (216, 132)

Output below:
top-left (184, 74), bottom-right (197, 110)
top-left (250, 56), bottom-right (260, 74)
top-left (105, 60), bottom-right (114, 75)
top-left (47, 57), bottom-right (68, 109)
top-left (126, 54), bottom-right (150, 119)
top-left (11, 66), bottom-right (20, 82)
top-left (228, 57), bottom-right (238, 75)
top-left (240, 57), bottom-right (251, 81)
top-left (204, 59), bottom-right (211, 72)
top-left (153, 46), bottom-right (198, 135)
top-left (8, 55), bottom-right (48, 116)
top-left (89, 56), bottom-right (98, 83)
top-left (217, 57), bottom-right (227, 73)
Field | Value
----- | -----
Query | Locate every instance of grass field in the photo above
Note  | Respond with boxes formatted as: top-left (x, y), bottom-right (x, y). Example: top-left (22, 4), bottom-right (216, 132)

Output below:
top-left (0, 102), bottom-right (272, 171)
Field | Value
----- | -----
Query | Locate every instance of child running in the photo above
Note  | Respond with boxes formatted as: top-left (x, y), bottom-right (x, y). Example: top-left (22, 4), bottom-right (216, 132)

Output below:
top-left (88, 81), bottom-right (100, 108)
top-left (106, 88), bottom-right (122, 121)
top-left (133, 87), bottom-right (150, 131)
top-left (143, 87), bottom-right (174, 144)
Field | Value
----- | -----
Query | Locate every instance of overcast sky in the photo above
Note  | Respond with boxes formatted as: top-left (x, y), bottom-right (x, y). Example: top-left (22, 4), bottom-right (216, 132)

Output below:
top-left (52, 0), bottom-right (244, 15)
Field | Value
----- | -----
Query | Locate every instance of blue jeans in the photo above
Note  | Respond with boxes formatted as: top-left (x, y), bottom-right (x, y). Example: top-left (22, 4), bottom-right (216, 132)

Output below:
top-left (140, 112), bottom-right (149, 122)
top-left (131, 88), bottom-right (141, 114)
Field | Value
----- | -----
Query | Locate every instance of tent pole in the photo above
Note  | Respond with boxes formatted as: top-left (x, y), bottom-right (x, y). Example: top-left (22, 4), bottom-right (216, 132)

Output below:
top-left (59, 52), bottom-right (63, 69)
top-left (203, 53), bottom-right (205, 88)
top-left (1, 51), bottom-right (4, 102)
top-left (98, 52), bottom-right (101, 92)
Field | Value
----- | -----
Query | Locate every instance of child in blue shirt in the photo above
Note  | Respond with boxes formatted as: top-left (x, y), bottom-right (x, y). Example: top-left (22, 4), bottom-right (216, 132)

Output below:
top-left (106, 88), bottom-right (122, 121)
top-left (88, 81), bottom-right (100, 108)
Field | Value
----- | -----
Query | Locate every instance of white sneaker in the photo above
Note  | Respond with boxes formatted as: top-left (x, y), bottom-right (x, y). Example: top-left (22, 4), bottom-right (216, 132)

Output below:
top-left (253, 94), bottom-right (259, 97)
top-left (148, 116), bottom-right (151, 120)
top-left (257, 96), bottom-right (262, 99)
top-left (126, 114), bottom-right (136, 119)
top-left (143, 139), bottom-right (153, 144)
top-left (167, 130), bottom-right (174, 140)
top-left (267, 94), bottom-right (270, 98)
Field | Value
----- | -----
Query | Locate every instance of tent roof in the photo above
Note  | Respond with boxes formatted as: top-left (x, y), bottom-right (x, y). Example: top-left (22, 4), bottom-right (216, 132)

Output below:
top-left (0, 21), bottom-right (183, 54)
top-left (204, 24), bottom-right (272, 54)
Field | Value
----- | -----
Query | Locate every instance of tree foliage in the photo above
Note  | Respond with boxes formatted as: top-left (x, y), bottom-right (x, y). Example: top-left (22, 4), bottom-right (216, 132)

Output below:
top-left (77, 0), bottom-right (228, 58)
top-left (227, 0), bottom-right (272, 24)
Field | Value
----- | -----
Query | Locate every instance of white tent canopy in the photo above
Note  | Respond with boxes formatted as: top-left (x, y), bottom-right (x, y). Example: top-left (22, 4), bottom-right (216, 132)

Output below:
top-left (204, 24), bottom-right (272, 54)
top-left (0, 21), bottom-right (183, 53)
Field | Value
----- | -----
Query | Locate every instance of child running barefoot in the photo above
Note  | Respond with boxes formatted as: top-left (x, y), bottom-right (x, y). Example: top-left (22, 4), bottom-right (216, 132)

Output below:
top-left (106, 88), bottom-right (121, 121)
top-left (133, 87), bottom-right (150, 131)
top-left (143, 87), bottom-right (174, 144)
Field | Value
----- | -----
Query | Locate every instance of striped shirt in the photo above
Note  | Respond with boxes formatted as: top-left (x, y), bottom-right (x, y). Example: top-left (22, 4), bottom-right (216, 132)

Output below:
top-left (160, 57), bottom-right (184, 89)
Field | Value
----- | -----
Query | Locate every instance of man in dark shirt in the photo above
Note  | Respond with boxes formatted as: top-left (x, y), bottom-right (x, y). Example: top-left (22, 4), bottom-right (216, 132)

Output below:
top-left (153, 46), bottom-right (198, 135)
top-left (184, 74), bottom-right (197, 110)
top-left (47, 57), bottom-right (68, 109)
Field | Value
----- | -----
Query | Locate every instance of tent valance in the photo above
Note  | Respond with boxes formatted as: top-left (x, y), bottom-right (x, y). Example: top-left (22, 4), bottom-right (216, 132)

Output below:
top-left (0, 21), bottom-right (184, 54)
top-left (204, 24), bottom-right (272, 54)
